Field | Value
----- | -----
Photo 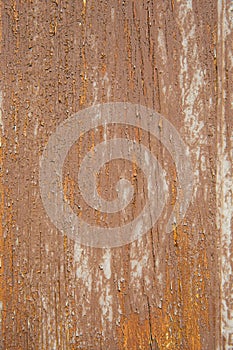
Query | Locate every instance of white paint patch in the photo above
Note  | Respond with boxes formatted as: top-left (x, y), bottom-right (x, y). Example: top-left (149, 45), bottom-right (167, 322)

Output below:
top-left (130, 238), bottom-right (149, 290)
top-left (75, 244), bottom-right (93, 293)
top-left (156, 21), bottom-right (168, 102)
top-left (103, 72), bottom-right (111, 101)
top-left (111, 8), bottom-right (115, 22)
top-left (157, 28), bottom-right (167, 64)
top-left (99, 284), bottom-right (113, 333)
top-left (178, 2), bottom-right (207, 202)
top-left (34, 120), bottom-right (38, 137)
top-left (179, 1), bottom-right (204, 143)
top-left (101, 249), bottom-right (112, 280)
top-left (217, 147), bottom-right (233, 348)
top-left (179, 38), bottom-right (205, 143)
top-left (92, 71), bottom-right (111, 107)
top-left (92, 79), bottom-right (98, 106)
top-left (200, 155), bottom-right (206, 172)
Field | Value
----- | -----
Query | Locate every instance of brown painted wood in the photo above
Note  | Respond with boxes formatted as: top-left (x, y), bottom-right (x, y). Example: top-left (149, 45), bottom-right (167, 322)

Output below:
top-left (0, 1), bottom-right (232, 349)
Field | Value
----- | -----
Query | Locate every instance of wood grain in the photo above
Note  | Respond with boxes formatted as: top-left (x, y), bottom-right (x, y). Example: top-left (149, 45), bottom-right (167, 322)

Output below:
top-left (0, 1), bottom-right (231, 349)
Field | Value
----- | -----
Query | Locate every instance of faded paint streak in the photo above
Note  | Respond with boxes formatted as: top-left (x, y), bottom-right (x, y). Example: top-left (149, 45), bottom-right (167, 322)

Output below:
top-left (177, 2), bottom-right (207, 202)
top-left (217, 0), bottom-right (233, 348)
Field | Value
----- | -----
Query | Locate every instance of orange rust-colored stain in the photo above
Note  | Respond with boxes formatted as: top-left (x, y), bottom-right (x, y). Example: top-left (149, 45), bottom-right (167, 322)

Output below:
top-left (153, 226), bottom-right (209, 350)
top-left (120, 313), bottom-right (152, 350)
top-left (175, 229), bottom-right (203, 349)
top-left (116, 225), bottom-right (210, 349)
top-left (11, 0), bottom-right (19, 35)
top-left (171, 0), bottom-right (175, 12)
top-left (63, 174), bottom-right (75, 207)
top-left (101, 62), bottom-right (107, 75)
top-left (2, 188), bottom-right (15, 346)
top-left (171, 169), bottom-right (178, 247)
top-left (150, 230), bottom-right (206, 350)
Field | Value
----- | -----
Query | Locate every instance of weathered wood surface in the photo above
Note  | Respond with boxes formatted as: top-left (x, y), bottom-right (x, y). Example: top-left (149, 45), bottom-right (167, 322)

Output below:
top-left (217, 1), bottom-right (233, 349)
top-left (0, 1), bottom-right (232, 349)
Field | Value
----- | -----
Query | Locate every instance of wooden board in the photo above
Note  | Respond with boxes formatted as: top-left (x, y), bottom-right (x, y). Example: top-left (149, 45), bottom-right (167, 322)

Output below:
top-left (0, 1), bottom-right (232, 349)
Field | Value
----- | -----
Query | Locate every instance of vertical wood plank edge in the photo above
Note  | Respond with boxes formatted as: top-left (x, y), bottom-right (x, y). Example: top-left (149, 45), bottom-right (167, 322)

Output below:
top-left (0, 0), bottom-right (4, 348)
top-left (217, 0), bottom-right (233, 349)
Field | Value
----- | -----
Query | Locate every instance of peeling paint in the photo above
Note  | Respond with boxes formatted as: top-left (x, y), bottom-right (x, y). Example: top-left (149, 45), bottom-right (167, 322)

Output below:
top-left (217, 0), bottom-right (233, 348)
top-left (1, 1), bottom-right (222, 349)
top-left (101, 249), bottom-right (112, 280)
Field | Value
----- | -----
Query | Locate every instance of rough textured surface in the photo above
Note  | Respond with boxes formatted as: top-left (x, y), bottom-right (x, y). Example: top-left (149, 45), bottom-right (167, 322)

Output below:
top-left (0, 1), bottom-right (232, 349)
top-left (217, 1), bottom-right (233, 349)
